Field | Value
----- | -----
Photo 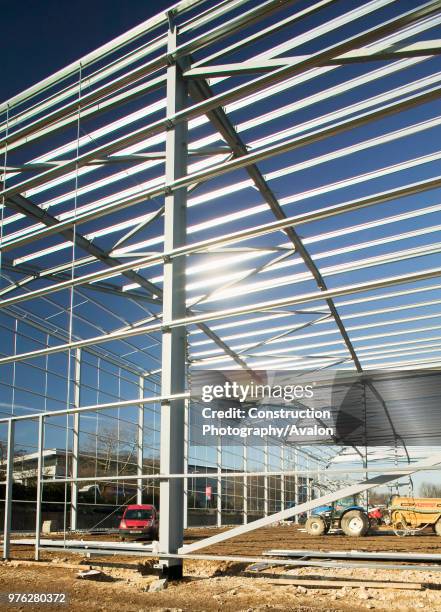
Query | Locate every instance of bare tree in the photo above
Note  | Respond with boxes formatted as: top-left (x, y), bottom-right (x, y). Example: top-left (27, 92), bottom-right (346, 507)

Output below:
top-left (84, 424), bottom-right (137, 475)
top-left (419, 481), bottom-right (441, 497)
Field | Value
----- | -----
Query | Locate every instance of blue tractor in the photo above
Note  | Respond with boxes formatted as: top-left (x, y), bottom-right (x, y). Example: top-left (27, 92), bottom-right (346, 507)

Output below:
top-left (305, 495), bottom-right (370, 537)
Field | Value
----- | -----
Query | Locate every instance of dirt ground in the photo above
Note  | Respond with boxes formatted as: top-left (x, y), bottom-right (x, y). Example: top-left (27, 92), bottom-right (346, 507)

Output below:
top-left (187, 523), bottom-right (441, 555)
top-left (2, 524), bottom-right (441, 611)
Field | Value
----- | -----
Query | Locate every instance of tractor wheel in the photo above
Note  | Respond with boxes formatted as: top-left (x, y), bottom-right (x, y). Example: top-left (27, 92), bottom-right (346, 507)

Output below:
top-left (305, 516), bottom-right (327, 536)
top-left (341, 510), bottom-right (370, 537)
top-left (434, 518), bottom-right (441, 536)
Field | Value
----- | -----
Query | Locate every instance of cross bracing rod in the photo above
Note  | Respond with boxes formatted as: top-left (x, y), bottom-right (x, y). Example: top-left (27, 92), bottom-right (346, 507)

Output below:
top-left (185, 40), bottom-right (441, 77)
top-left (5, 193), bottom-right (163, 299)
top-left (2, 265), bottom-right (441, 364)
top-left (0, 257), bottom-right (161, 305)
top-left (191, 300), bottom-right (441, 357)
top-left (5, 73), bottom-right (441, 253)
top-left (123, 218), bottom-right (441, 296)
top-left (235, 314), bottom-right (333, 357)
top-left (184, 240), bottom-right (441, 307)
top-left (187, 248), bottom-right (296, 309)
top-left (2, 192), bottom-right (251, 377)
top-left (181, 452), bottom-right (441, 555)
top-left (2, 0), bottom-right (439, 201)
top-left (190, 281), bottom-right (441, 339)
top-left (2, 148), bottom-right (234, 171)
top-left (113, 307), bottom-right (330, 335)
top-left (3, 171), bottom-right (441, 309)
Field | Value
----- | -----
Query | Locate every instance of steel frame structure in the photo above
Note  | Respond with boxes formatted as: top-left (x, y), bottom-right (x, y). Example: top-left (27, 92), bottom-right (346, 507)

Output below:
top-left (2, 0), bottom-right (441, 576)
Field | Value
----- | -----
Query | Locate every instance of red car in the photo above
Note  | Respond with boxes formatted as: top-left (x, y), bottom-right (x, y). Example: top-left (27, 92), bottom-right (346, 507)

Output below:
top-left (119, 504), bottom-right (159, 540)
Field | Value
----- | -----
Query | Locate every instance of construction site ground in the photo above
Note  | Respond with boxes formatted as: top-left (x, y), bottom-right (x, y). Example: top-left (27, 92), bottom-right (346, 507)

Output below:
top-left (2, 524), bottom-right (441, 611)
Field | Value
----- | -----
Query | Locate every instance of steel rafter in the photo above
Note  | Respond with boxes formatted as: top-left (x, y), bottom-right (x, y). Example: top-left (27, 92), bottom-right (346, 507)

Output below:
top-left (187, 76), bottom-right (363, 371)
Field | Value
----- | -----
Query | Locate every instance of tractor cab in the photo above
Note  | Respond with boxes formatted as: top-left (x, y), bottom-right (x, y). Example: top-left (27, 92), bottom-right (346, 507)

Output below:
top-left (312, 495), bottom-right (364, 519)
top-left (306, 495), bottom-right (370, 537)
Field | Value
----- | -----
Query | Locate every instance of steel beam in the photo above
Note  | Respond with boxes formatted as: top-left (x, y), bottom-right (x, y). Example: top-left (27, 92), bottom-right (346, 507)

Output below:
top-left (0, 393), bottom-right (189, 424)
top-left (185, 40), bottom-right (441, 77)
top-left (0, 0), bottom-right (207, 114)
top-left (3, 264), bottom-right (441, 365)
top-left (5, 169), bottom-right (441, 312)
top-left (3, 0), bottom-right (440, 201)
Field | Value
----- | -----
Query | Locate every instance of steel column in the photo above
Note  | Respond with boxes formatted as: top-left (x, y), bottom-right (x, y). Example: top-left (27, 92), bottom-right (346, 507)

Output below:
top-left (280, 445), bottom-right (285, 512)
top-left (158, 18), bottom-right (188, 579)
top-left (217, 437), bottom-right (222, 527)
top-left (2, 420), bottom-right (15, 560)
top-left (137, 376), bottom-right (145, 505)
top-left (35, 414), bottom-right (44, 561)
top-left (306, 457), bottom-right (312, 515)
top-left (183, 398), bottom-right (189, 530)
top-left (70, 348), bottom-right (81, 531)
top-left (243, 440), bottom-right (248, 524)
top-left (264, 442), bottom-right (269, 517)
top-left (294, 448), bottom-right (299, 524)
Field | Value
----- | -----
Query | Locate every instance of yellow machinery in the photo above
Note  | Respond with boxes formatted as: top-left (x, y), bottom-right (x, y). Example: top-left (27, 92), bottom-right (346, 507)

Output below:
top-left (388, 497), bottom-right (441, 535)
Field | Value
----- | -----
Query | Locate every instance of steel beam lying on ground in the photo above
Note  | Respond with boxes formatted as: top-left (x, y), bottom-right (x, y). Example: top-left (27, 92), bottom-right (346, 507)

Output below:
top-left (264, 550), bottom-right (441, 562)
top-left (7, 541), bottom-right (441, 574)
top-left (180, 453), bottom-right (441, 554)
